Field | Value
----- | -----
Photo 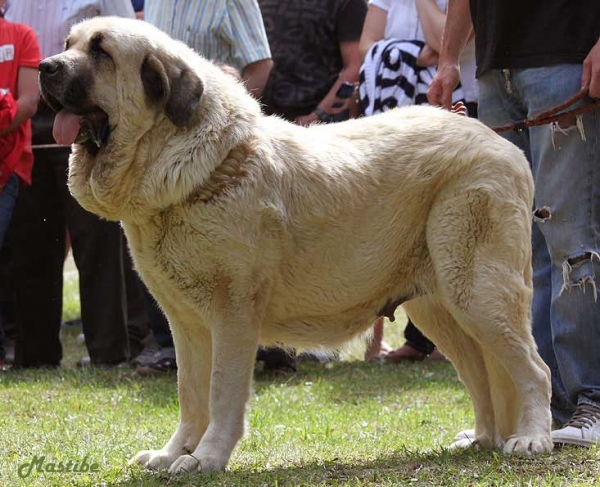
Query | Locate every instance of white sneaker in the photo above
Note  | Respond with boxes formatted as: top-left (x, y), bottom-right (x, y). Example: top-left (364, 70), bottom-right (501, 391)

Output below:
top-left (552, 402), bottom-right (600, 447)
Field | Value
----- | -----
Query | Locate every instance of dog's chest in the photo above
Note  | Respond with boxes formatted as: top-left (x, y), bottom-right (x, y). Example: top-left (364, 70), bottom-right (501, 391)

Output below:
top-left (123, 215), bottom-right (221, 311)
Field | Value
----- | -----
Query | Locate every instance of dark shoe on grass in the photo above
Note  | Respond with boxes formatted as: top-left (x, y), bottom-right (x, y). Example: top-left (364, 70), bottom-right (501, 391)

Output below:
top-left (77, 356), bottom-right (129, 368)
top-left (136, 347), bottom-right (177, 375)
top-left (4, 338), bottom-right (14, 364)
top-left (131, 343), bottom-right (162, 367)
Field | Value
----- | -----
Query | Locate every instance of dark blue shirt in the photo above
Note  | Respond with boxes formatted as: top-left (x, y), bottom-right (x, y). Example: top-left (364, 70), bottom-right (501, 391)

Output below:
top-left (131, 0), bottom-right (144, 12)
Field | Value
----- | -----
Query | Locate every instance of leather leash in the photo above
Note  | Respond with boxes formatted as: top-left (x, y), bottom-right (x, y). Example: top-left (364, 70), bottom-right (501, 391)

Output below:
top-left (492, 88), bottom-right (600, 133)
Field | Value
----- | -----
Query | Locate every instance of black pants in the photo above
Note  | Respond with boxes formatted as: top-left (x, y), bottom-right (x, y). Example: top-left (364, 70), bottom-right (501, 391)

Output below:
top-left (141, 285), bottom-right (173, 349)
top-left (123, 247), bottom-right (150, 357)
top-left (404, 319), bottom-right (435, 355)
top-left (0, 241), bottom-right (14, 360)
top-left (256, 346), bottom-right (296, 372)
top-left (10, 106), bottom-right (134, 367)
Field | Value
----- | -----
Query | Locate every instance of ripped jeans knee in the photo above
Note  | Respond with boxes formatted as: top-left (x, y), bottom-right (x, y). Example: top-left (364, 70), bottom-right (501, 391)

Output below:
top-left (560, 251), bottom-right (600, 301)
top-left (549, 115), bottom-right (587, 150)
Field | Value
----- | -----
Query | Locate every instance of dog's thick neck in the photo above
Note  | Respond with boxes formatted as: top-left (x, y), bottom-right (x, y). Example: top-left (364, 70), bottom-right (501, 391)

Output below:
top-left (135, 73), bottom-right (261, 216)
top-left (68, 62), bottom-right (262, 222)
top-left (185, 140), bottom-right (255, 205)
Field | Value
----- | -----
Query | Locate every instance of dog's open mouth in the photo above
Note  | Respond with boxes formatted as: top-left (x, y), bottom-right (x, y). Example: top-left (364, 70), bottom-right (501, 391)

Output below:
top-left (53, 108), bottom-right (110, 151)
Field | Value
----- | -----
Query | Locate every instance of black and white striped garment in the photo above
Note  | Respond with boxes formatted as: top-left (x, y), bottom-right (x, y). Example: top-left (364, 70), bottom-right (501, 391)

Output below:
top-left (359, 39), bottom-right (465, 116)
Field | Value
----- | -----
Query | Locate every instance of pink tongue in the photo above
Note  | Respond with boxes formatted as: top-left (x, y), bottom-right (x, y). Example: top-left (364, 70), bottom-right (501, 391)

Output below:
top-left (53, 109), bottom-right (83, 146)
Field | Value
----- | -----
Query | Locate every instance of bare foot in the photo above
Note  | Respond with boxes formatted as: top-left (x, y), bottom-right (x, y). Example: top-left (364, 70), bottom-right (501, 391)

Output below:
top-left (364, 340), bottom-right (393, 361)
top-left (425, 348), bottom-right (448, 362)
top-left (384, 343), bottom-right (427, 363)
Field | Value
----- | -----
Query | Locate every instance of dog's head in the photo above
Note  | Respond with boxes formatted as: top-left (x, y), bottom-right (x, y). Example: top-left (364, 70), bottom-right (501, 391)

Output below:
top-left (39, 16), bottom-right (206, 155)
top-left (38, 17), bottom-right (259, 220)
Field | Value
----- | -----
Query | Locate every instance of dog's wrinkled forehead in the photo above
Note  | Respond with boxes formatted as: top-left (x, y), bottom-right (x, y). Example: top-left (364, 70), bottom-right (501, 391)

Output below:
top-left (65, 17), bottom-right (153, 58)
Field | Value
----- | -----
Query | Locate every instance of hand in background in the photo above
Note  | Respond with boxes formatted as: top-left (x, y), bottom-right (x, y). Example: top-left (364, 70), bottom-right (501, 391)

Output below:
top-left (294, 112), bottom-right (320, 126)
top-left (582, 38), bottom-right (600, 98)
top-left (416, 44), bottom-right (439, 68)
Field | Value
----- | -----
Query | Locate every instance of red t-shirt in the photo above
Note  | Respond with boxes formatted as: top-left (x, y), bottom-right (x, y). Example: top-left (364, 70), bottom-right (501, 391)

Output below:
top-left (0, 17), bottom-right (42, 186)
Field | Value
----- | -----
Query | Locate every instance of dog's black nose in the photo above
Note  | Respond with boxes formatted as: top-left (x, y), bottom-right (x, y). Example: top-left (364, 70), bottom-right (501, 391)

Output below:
top-left (39, 59), bottom-right (60, 75)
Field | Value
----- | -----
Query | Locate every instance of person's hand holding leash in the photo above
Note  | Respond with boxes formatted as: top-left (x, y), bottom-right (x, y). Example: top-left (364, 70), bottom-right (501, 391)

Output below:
top-left (427, 63), bottom-right (461, 109)
top-left (582, 38), bottom-right (600, 98)
top-left (426, 0), bottom-right (473, 109)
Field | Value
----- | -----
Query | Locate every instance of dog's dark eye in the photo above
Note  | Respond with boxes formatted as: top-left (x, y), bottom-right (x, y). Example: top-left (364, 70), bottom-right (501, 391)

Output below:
top-left (90, 34), bottom-right (111, 60)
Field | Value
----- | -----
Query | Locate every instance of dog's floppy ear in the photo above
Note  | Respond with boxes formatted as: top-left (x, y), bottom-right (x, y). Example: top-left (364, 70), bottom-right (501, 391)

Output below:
top-left (141, 54), bottom-right (204, 127)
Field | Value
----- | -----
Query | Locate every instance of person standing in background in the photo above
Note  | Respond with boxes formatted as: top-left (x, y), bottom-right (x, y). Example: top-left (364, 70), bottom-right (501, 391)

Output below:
top-left (5, 0), bottom-right (144, 368)
top-left (255, 0), bottom-right (367, 373)
top-left (259, 0), bottom-right (367, 125)
top-left (131, 0), bottom-right (144, 19)
top-left (0, 0), bottom-right (41, 367)
top-left (358, 0), bottom-right (477, 363)
top-left (145, 0), bottom-right (273, 99)
top-left (138, 0), bottom-right (273, 373)
top-left (0, 0), bottom-right (40, 248)
top-left (428, 0), bottom-right (600, 447)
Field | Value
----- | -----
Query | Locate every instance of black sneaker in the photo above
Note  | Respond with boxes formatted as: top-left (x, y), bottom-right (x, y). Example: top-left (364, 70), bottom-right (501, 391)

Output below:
top-left (136, 347), bottom-right (177, 375)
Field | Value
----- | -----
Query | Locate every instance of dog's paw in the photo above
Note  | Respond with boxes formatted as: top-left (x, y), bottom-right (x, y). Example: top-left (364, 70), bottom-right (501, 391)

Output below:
top-left (168, 454), bottom-right (227, 474)
top-left (503, 435), bottom-right (553, 455)
top-left (448, 437), bottom-right (480, 451)
top-left (131, 449), bottom-right (180, 470)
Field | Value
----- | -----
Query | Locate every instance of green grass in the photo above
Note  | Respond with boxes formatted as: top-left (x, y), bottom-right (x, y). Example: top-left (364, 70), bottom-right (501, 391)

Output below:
top-left (62, 277), bottom-right (82, 324)
top-left (0, 274), bottom-right (598, 486)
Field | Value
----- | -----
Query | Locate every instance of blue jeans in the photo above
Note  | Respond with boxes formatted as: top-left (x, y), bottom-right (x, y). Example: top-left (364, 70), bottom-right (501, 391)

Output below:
top-left (478, 65), bottom-right (600, 425)
top-left (0, 172), bottom-right (19, 249)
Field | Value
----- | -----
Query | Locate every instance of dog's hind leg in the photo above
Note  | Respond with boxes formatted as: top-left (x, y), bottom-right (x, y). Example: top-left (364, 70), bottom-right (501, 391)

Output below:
top-left (427, 191), bottom-right (552, 455)
top-left (404, 297), bottom-right (499, 448)
top-left (133, 322), bottom-right (212, 470)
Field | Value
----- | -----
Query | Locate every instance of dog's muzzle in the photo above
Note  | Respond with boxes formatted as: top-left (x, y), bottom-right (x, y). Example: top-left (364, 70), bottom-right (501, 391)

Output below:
top-left (39, 57), bottom-right (110, 153)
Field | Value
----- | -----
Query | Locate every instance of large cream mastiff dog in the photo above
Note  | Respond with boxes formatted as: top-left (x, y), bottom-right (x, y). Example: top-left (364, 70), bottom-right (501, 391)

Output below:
top-left (39, 17), bottom-right (552, 474)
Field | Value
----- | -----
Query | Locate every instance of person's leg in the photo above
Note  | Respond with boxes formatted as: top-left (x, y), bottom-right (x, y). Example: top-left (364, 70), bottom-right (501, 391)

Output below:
top-left (142, 285), bottom-right (173, 349)
top-left (134, 284), bottom-right (177, 374)
top-left (256, 346), bottom-right (296, 373)
top-left (385, 318), bottom-right (436, 362)
top-left (61, 159), bottom-right (130, 365)
top-left (0, 240), bottom-right (15, 342)
top-left (0, 173), bottom-right (19, 364)
top-left (0, 173), bottom-right (19, 248)
top-left (123, 240), bottom-right (149, 358)
top-left (531, 224), bottom-right (572, 425)
top-left (477, 70), bottom-right (572, 422)
top-left (404, 319), bottom-right (435, 355)
top-left (364, 317), bottom-right (392, 360)
top-left (511, 65), bottom-right (600, 442)
top-left (12, 149), bottom-right (66, 367)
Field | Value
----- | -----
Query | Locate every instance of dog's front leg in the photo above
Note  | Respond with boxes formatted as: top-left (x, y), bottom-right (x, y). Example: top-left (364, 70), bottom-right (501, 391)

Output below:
top-left (168, 314), bottom-right (260, 474)
top-left (132, 323), bottom-right (212, 470)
